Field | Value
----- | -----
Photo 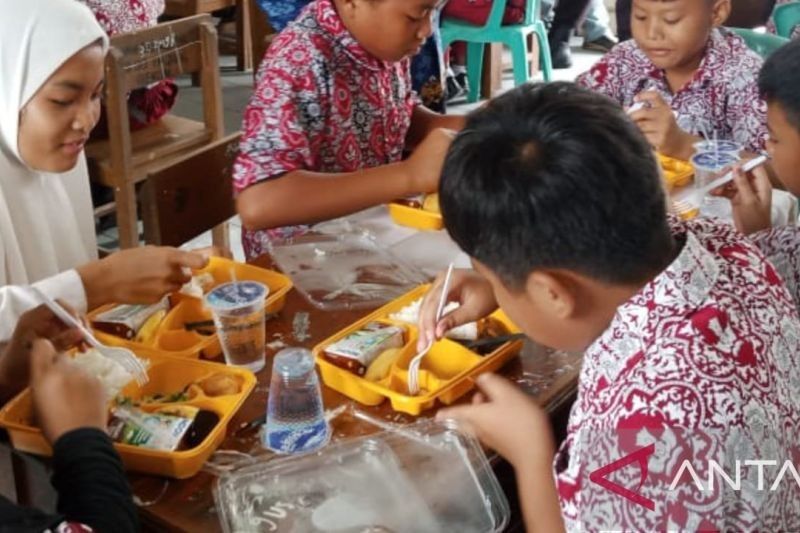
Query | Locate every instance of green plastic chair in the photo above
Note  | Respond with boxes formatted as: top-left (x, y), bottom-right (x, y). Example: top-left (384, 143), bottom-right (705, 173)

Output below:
top-left (440, 0), bottom-right (552, 103)
top-left (730, 27), bottom-right (790, 58)
top-left (773, 2), bottom-right (800, 39)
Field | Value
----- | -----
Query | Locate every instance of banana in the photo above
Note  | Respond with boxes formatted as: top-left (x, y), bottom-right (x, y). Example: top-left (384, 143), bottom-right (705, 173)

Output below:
top-left (135, 309), bottom-right (166, 345)
top-left (365, 347), bottom-right (403, 382)
top-left (422, 193), bottom-right (440, 214)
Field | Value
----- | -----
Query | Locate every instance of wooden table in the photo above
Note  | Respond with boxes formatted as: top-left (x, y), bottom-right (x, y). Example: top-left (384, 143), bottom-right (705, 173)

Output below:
top-left (9, 253), bottom-right (582, 532)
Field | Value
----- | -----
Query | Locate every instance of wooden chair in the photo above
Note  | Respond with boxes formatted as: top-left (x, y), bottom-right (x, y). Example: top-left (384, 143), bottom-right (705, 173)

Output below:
top-left (164, 0), bottom-right (252, 71)
top-left (141, 133), bottom-right (241, 248)
top-left (85, 15), bottom-right (225, 249)
top-left (247, 0), bottom-right (275, 69)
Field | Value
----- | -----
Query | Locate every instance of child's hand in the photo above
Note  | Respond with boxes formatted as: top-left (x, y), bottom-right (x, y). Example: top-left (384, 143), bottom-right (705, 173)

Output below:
top-left (30, 339), bottom-right (107, 444)
top-left (417, 269), bottom-right (498, 351)
top-left (78, 246), bottom-right (209, 308)
top-left (192, 245), bottom-right (232, 260)
top-left (403, 128), bottom-right (456, 194)
top-left (437, 373), bottom-right (556, 471)
top-left (0, 304), bottom-right (84, 399)
top-left (711, 164), bottom-right (773, 235)
top-left (629, 91), bottom-right (693, 158)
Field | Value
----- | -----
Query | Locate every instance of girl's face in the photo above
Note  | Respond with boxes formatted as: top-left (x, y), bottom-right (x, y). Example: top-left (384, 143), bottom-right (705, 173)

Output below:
top-left (338, 0), bottom-right (441, 62)
top-left (18, 43), bottom-right (105, 173)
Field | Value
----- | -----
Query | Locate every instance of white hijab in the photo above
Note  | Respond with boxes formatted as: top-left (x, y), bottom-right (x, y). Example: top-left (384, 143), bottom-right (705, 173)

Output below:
top-left (0, 0), bottom-right (108, 286)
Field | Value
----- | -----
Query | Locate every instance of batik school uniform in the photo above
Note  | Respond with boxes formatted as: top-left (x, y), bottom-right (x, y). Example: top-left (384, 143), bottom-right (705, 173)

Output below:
top-left (233, 0), bottom-right (419, 259)
top-left (555, 217), bottom-right (800, 531)
top-left (576, 28), bottom-right (767, 153)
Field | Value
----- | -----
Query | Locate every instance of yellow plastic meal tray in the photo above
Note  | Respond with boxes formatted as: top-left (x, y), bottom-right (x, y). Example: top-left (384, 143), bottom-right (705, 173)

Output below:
top-left (658, 153), bottom-right (694, 191)
top-left (312, 285), bottom-right (523, 416)
top-left (89, 256), bottom-right (293, 359)
top-left (0, 347), bottom-right (256, 479)
top-left (388, 202), bottom-right (444, 231)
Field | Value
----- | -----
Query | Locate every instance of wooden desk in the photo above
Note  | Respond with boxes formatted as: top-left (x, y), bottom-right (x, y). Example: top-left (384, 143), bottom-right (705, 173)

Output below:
top-left (9, 254), bottom-right (582, 532)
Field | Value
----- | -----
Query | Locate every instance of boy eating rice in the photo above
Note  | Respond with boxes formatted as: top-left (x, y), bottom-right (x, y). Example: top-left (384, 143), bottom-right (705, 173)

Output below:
top-left (419, 82), bottom-right (800, 531)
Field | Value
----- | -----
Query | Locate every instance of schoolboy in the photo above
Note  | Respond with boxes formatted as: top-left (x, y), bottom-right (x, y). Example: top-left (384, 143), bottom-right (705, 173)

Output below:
top-left (419, 83), bottom-right (800, 531)
top-left (576, 0), bottom-right (766, 161)
top-left (234, 0), bottom-right (463, 258)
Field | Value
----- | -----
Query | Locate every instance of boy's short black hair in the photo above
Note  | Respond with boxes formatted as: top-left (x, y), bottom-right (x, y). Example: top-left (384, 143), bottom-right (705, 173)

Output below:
top-left (759, 39), bottom-right (800, 131)
top-left (439, 82), bottom-right (673, 289)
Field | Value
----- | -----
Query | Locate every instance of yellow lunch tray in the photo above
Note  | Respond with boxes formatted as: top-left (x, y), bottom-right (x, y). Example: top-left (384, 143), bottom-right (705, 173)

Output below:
top-left (659, 153), bottom-right (694, 191)
top-left (89, 256), bottom-right (293, 359)
top-left (388, 202), bottom-right (444, 231)
top-left (0, 347), bottom-right (256, 479)
top-left (312, 285), bottom-right (523, 416)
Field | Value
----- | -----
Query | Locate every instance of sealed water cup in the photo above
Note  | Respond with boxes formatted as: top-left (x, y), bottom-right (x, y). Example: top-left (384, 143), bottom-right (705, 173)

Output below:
top-left (205, 281), bottom-right (268, 372)
top-left (265, 348), bottom-right (330, 455)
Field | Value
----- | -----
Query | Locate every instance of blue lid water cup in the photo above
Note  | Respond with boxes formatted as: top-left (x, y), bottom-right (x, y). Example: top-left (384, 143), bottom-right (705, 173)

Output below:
top-left (264, 348), bottom-right (330, 455)
top-left (204, 281), bottom-right (268, 372)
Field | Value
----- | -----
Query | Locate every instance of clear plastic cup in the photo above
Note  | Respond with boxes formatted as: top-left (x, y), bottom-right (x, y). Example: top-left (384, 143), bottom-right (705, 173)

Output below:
top-left (264, 348), bottom-right (330, 455)
top-left (692, 139), bottom-right (742, 156)
top-left (204, 281), bottom-right (268, 372)
top-left (691, 151), bottom-right (740, 188)
top-left (691, 151), bottom-right (740, 219)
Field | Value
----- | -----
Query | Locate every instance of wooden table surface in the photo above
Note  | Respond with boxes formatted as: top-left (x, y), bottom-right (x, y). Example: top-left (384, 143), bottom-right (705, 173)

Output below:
top-left (6, 253), bottom-right (582, 532)
top-left (128, 254), bottom-right (582, 531)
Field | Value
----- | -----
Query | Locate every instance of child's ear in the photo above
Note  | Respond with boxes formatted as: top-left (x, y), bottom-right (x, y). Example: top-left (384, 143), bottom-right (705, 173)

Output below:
top-left (710, 0), bottom-right (732, 27)
top-left (526, 271), bottom-right (576, 320)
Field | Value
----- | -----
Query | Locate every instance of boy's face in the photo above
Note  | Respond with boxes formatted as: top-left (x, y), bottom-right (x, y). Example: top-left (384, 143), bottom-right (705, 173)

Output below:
top-left (631, 0), bottom-right (729, 72)
top-left (766, 102), bottom-right (800, 196)
top-left (337, 0), bottom-right (440, 62)
top-left (473, 261), bottom-right (591, 353)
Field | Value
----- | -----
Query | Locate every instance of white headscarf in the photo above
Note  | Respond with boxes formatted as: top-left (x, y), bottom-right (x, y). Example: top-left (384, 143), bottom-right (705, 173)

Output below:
top-left (0, 0), bottom-right (108, 286)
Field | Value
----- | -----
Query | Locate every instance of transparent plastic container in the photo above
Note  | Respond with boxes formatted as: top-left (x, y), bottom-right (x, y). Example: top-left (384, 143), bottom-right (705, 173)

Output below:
top-left (215, 418), bottom-right (510, 533)
top-left (268, 222), bottom-right (427, 311)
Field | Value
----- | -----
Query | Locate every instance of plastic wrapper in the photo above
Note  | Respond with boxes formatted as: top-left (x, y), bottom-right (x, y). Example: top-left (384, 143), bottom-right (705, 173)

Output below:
top-left (215, 418), bottom-right (510, 533)
top-left (268, 221), bottom-right (427, 310)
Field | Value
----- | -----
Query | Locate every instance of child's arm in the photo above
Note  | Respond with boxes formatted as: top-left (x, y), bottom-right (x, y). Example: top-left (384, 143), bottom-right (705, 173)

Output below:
top-left (30, 340), bottom-right (138, 532)
top-left (437, 374), bottom-right (566, 533)
top-left (406, 105), bottom-right (466, 149)
top-left (237, 128), bottom-right (454, 230)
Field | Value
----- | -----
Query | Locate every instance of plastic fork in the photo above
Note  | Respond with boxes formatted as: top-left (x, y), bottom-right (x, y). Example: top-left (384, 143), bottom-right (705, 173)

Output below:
top-left (672, 154), bottom-right (770, 216)
top-left (30, 288), bottom-right (149, 386)
top-left (407, 263), bottom-right (454, 396)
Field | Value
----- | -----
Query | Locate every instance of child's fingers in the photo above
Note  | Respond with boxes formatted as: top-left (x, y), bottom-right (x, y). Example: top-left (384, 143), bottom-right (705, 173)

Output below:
top-left (418, 271), bottom-right (448, 350)
top-left (29, 339), bottom-right (58, 383)
top-left (433, 306), bottom-right (472, 340)
top-left (50, 329), bottom-right (86, 352)
top-left (751, 166), bottom-right (773, 200)
top-left (171, 249), bottom-right (209, 270)
top-left (731, 166), bottom-right (757, 203)
top-left (472, 391), bottom-right (487, 405)
top-left (635, 90), bottom-right (665, 106)
top-left (474, 373), bottom-right (516, 402)
top-left (435, 404), bottom-right (484, 434)
top-left (709, 181), bottom-right (737, 198)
